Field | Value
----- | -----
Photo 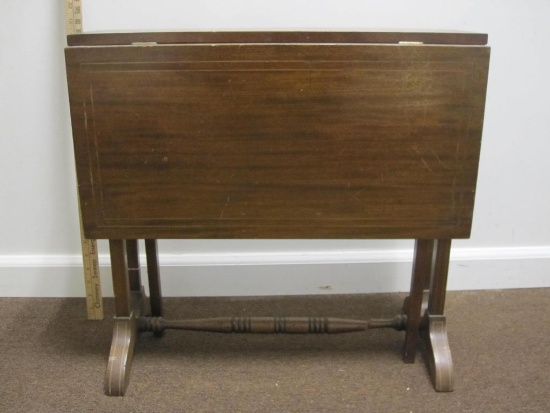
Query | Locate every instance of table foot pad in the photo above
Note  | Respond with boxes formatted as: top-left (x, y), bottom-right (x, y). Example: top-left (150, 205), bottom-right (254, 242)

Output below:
top-left (104, 314), bottom-right (138, 396)
top-left (424, 313), bottom-right (454, 392)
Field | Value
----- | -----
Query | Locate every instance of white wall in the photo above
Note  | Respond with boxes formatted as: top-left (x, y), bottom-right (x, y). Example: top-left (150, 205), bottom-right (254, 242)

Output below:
top-left (1, 0), bottom-right (549, 297)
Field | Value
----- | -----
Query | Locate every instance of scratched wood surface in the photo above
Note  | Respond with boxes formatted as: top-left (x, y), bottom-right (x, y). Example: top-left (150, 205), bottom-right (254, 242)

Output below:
top-left (65, 33), bottom-right (490, 239)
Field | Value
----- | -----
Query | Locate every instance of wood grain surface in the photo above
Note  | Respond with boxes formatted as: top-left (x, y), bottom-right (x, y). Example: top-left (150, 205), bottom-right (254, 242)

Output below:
top-left (65, 34), bottom-right (489, 239)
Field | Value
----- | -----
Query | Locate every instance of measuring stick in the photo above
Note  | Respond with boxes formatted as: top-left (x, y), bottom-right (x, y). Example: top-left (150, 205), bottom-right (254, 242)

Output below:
top-left (64, 0), bottom-right (104, 320)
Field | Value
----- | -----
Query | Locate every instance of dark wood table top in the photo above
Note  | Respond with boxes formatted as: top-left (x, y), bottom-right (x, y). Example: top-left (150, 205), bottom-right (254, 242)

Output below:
top-left (65, 31), bottom-right (490, 240)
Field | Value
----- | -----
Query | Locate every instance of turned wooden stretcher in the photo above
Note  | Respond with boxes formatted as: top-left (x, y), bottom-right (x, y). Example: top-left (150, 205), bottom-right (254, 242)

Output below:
top-left (65, 31), bottom-right (490, 396)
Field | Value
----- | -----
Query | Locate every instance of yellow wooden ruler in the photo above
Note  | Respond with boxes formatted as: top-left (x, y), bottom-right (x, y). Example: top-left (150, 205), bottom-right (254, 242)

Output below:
top-left (64, 0), bottom-right (83, 35)
top-left (65, 0), bottom-right (104, 320)
top-left (78, 203), bottom-right (103, 320)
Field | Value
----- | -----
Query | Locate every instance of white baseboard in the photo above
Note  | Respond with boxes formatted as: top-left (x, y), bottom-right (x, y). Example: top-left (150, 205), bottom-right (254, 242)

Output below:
top-left (1, 246), bottom-right (549, 297)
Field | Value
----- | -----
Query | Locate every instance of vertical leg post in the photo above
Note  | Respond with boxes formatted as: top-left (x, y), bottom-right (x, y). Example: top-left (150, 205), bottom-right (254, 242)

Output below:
top-left (423, 239), bottom-right (454, 392)
top-left (126, 240), bottom-right (141, 292)
top-left (403, 239), bottom-right (434, 363)
top-left (428, 239), bottom-right (452, 315)
top-left (145, 239), bottom-right (164, 337)
top-left (126, 240), bottom-right (147, 315)
top-left (111, 240), bottom-right (131, 318)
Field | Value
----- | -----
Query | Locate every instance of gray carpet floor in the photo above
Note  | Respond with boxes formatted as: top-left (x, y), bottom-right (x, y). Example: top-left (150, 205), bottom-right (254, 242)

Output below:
top-left (1, 289), bottom-right (549, 412)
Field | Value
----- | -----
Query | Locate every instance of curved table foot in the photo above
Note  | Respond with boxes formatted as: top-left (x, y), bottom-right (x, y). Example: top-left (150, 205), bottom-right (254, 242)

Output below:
top-left (425, 313), bottom-right (454, 392)
top-left (105, 313), bottom-right (138, 396)
top-left (105, 291), bottom-right (144, 396)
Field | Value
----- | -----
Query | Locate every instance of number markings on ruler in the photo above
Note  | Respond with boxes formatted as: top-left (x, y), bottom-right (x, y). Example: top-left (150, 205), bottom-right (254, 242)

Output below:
top-left (65, 0), bottom-right (104, 320)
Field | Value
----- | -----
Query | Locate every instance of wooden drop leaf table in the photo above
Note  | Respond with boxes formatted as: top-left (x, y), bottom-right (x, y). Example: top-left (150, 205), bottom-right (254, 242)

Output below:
top-left (65, 31), bottom-right (490, 396)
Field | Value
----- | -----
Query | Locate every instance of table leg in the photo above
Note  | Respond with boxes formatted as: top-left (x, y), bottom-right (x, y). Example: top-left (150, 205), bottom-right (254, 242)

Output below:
top-left (105, 239), bottom-right (142, 396)
top-left (126, 240), bottom-right (141, 292)
top-left (145, 239), bottom-right (164, 337)
top-left (424, 239), bottom-right (454, 392)
top-left (403, 239), bottom-right (434, 363)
